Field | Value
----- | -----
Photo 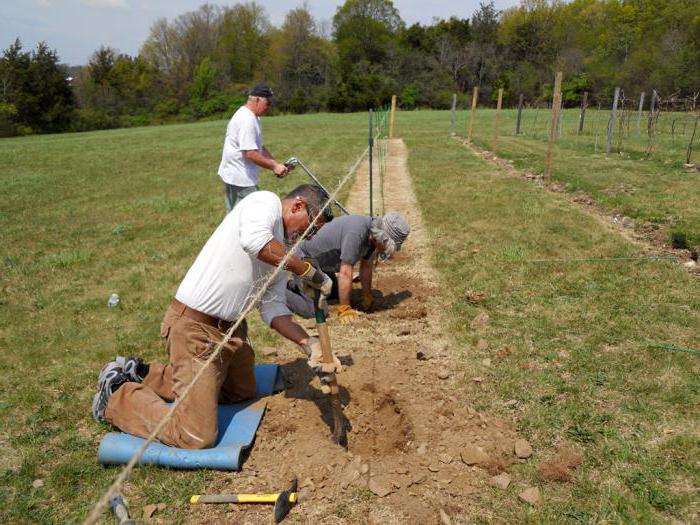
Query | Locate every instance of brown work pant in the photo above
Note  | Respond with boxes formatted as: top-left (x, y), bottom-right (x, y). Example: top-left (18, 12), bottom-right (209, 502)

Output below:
top-left (105, 305), bottom-right (257, 449)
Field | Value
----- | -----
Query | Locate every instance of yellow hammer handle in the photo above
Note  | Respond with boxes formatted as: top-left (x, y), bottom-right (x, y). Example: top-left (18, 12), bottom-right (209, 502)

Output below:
top-left (190, 493), bottom-right (297, 504)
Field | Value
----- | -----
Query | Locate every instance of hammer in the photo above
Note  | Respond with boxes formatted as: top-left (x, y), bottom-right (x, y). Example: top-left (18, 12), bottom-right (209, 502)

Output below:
top-left (190, 478), bottom-right (298, 523)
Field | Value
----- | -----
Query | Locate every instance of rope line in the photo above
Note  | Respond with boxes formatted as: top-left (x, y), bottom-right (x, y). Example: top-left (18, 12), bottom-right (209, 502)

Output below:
top-left (524, 256), bottom-right (677, 264)
top-left (645, 341), bottom-right (700, 357)
top-left (84, 146), bottom-right (369, 525)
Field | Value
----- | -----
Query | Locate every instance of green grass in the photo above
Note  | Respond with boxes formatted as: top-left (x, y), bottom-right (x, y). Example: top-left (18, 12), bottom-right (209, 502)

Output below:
top-left (461, 107), bottom-right (700, 247)
top-left (401, 110), bottom-right (699, 523)
top-left (1, 110), bottom-right (698, 523)
top-left (0, 113), bottom-right (367, 523)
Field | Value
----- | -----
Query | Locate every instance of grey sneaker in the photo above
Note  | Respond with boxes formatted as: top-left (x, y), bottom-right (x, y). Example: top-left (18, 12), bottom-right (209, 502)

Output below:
top-left (92, 362), bottom-right (128, 422)
top-left (116, 356), bottom-right (148, 383)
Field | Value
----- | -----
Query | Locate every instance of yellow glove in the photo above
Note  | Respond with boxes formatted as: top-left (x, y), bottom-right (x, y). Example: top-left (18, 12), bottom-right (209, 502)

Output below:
top-left (359, 292), bottom-right (374, 312)
top-left (338, 304), bottom-right (361, 324)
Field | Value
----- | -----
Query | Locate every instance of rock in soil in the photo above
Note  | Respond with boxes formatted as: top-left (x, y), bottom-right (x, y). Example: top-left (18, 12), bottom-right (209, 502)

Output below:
top-left (470, 311), bottom-right (490, 330)
top-left (437, 368), bottom-right (450, 380)
top-left (368, 475), bottom-right (394, 497)
top-left (518, 486), bottom-right (542, 506)
top-left (439, 508), bottom-right (453, 525)
top-left (460, 445), bottom-right (489, 465)
top-left (538, 448), bottom-right (582, 482)
top-left (514, 439), bottom-right (533, 459)
top-left (464, 290), bottom-right (487, 304)
top-left (32, 479), bottom-right (44, 489)
top-left (489, 473), bottom-right (511, 490)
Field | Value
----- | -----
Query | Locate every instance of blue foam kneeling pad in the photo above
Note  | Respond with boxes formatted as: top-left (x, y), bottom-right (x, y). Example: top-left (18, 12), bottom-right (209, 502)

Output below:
top-left (98, 363), bottom-right (284, 471)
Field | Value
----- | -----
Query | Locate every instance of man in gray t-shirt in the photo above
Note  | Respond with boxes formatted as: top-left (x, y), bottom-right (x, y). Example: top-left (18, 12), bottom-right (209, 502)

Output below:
top-left (287, 212), bottom-right (410, 323)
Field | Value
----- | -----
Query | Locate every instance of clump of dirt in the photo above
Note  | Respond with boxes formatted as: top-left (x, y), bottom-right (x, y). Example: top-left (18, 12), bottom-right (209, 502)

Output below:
top-left (349, 391), bottom-right (414, 457)
top-left (538, 448), bottom-right (583, 482)
top-left (390, 306), bottom-right (427, 320)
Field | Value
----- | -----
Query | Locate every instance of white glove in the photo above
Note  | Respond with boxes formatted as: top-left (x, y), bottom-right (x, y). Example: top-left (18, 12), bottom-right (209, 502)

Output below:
top-left (300, 263), bottom-right (333, 297)
top-left (299, 336), bottom-right (342, 375)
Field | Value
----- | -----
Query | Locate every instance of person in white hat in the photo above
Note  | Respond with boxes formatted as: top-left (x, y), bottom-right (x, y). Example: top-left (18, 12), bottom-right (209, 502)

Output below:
top-left (286, 212), bottom-right (410, 323)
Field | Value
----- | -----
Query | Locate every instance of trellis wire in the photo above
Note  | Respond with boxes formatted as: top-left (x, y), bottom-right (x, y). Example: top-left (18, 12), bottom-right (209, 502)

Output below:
top-left (83, 146), bottom-right (369, 525)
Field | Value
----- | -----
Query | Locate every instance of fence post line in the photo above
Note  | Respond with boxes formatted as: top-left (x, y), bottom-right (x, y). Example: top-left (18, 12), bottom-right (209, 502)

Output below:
top-left (636, 92), bottom-right (645, 134)
top-left (557, 97), bottom-right (564, 137)
top-left (450, 93), bottom-right (457, 135)
top-left (647, 89), bottom-right (657, 134)
top-left (492, 88), bottom-right (503, 152)
top-left (545, 71), bottom-right (563, 181)
top-left (578, 91), bottom-right (588, 134)
top-left (467, 86), bottom-right (478, 143)
top-left (516, 93), bottom-right (524, 134)
top-left (389, 95), bottom-right (397, 139)
top-left (607, 86), bottom-right (620, 155)
top-left (369, 109), bottom-right (373, 216)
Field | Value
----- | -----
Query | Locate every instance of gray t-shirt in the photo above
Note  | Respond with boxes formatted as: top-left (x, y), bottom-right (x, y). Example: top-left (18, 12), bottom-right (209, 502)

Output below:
top-left (299, 215), bottom-right (374, 273)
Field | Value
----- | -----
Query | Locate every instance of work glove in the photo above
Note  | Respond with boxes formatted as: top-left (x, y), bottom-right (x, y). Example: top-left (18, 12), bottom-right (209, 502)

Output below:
top-left (358, 292), bottom-right (374, 312)
top-left (298, 336), bottom-right (342, 394)
top-left (299, 262), bottom-right (333, 297)
top-left (338, 304), bottom-right (362, 324)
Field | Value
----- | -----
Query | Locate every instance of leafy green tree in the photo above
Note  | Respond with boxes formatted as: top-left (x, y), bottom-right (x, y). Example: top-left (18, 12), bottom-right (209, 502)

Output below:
top-left (0, 39), bottom-right (74, 135)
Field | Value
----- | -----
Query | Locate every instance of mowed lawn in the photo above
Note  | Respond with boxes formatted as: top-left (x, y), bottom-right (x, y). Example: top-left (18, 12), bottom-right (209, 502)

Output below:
top-left (1, 110), bottom-right (698, 523)
top-left (463, 106), bottom-right (700, 247)
top-left (0, 113), bottom-right (367, 523)
top-left (401, 111), bottom-right (699, 523)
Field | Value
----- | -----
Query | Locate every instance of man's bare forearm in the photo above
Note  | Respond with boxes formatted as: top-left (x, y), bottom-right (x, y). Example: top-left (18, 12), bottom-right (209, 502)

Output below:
top-left (338, 262), bottom-right (353, 306)
top-left (270, 315), bottom-right (308, 345)
top-left (257, 239), bottom-right (307, 275)
top-left (243, 149), bottom-right (277, 171)
top-left (359, 259), bottom-right (372, 294)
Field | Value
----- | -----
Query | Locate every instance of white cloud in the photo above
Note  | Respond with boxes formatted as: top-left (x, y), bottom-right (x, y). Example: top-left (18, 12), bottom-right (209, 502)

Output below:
top-left (80, 0), bottom-right (128, 9)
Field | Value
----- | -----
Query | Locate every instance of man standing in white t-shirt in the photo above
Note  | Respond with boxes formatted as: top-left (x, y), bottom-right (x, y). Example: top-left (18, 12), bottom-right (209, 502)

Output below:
top-left (91, 184), bottom-right (341, 449)
top-left (218, 84), bottom-right (291, 212)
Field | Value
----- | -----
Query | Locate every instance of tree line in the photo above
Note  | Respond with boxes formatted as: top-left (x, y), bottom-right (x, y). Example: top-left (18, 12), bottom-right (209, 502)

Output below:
top-left (1, 0), bottom-right (698, 137)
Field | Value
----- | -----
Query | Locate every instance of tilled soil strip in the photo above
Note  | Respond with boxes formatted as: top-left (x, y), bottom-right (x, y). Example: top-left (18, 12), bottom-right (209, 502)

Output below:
top-left (193, 140), bottom-right (530, 524)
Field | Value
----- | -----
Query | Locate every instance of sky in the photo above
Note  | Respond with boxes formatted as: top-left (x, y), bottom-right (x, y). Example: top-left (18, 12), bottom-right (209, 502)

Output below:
top-left (1, 0), bottom-right (519, 66)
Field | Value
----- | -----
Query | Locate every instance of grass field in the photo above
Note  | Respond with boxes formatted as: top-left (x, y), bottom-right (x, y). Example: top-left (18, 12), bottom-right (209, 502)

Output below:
top-left (463, 106), bottom-right (700, 248)
top-left (0, 113), bottom-right (367, 523)
top-left (1, 110), bottom-right (698, 523)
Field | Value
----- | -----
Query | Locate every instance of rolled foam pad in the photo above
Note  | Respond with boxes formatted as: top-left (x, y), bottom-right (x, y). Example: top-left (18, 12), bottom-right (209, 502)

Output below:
top-left (97, 363), bottom-right (284, 470)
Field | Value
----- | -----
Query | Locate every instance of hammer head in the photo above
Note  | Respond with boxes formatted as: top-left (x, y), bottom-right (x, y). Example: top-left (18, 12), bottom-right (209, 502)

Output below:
top-left (273, 477), bottom-right (297, 523)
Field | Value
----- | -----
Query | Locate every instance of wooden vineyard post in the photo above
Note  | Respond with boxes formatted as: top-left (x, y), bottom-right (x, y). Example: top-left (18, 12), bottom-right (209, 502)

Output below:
top-left (467, 86), bottom-right (478, 143)
top-left (607, 86), bottom-right (620, 155)
top-left (578, 91), bottom-right (588, 134)
top-left (557, 98), bottom-right (564, 137)
top-left (389, 95), bottom-right (396, 138)
top-left (492, 88), bottom-right (504, 152)
top-left (516, 93), bottom-right (524, 134)
top-left (637, 92), bottom-right (645, 134)
top-left (368, 109), bottom-right (373, 216)
top-left (647, 90), bottom-right (657, 133)
top-left (449, 93), bottom-right (457, 135)
top-left (545, 72), bottom-right (562, 181)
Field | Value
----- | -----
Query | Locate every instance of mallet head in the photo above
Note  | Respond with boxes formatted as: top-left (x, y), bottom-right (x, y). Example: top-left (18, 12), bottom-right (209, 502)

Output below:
top-left (273, 478), bottom-right (298, 523)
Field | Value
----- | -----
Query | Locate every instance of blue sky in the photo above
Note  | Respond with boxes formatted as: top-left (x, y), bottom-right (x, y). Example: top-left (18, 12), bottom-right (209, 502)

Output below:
top-left (1, 1), bottom-right (519, 65)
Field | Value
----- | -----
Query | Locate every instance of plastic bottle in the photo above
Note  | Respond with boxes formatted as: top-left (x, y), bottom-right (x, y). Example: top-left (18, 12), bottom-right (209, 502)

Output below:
top-left (108, 293), bottom-right (120, 308)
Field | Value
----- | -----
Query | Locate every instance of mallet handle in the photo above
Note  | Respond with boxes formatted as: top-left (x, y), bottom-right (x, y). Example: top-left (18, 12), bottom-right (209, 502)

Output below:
top-left (190, 493), bottom-right (297, 504)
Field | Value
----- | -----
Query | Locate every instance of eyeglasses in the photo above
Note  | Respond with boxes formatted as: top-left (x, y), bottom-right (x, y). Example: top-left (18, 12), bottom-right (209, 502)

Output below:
top-left (305, 203), bottom-right (321, 239)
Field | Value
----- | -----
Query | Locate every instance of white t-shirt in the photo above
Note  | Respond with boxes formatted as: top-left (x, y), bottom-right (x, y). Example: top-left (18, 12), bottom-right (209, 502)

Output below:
top-left (175, 191), bottom-right (291, 325)
top-left (217, 106), bottom-right (263, 187)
